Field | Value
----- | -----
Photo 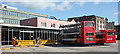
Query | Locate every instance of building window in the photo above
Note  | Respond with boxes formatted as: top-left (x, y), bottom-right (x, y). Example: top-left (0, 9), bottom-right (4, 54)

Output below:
top-left (100, 21), bottom-right (102, 24)
top-left (2, 10), bottom-right (5, 15)
top-left (41, 22), bottom-right (46, 27)
top-left (28, 21), bottom-right (30, 24)
top-left (4, 10), bottom-right (6, 15)
top-left (51, 24), bottom-right (55, 28)
top-left (97, 20), bottom-right (99, 23)
top-left (100, 25), bottom-right (102, 28)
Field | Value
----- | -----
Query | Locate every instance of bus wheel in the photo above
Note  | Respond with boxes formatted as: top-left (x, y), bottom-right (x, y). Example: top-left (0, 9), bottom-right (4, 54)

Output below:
top-left (100, 43), bottom-right (104, 45)
top-left (96, 43), bottom-right (99, 45)
top-left (98, 41), bottom-right (104, 45)
top-left (74, 41), bottom-right (78, 45)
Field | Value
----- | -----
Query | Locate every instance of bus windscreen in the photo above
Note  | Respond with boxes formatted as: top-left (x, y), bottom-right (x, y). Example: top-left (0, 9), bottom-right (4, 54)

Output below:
top-left (107, 32), bottom-right (115, 36)
top-left (86, 33), bottom-right (94, 36)
top-left (85, 22), bottom-right (93, 27)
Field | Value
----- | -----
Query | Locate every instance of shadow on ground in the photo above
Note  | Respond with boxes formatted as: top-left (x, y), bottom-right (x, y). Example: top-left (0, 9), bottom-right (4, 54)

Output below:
top-left (43, 44), bottom-right (109, 47)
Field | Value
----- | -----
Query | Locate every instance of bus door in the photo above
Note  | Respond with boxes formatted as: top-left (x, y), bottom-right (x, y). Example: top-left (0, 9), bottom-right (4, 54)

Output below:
top-left (96, 32), bottom-right (103, 43)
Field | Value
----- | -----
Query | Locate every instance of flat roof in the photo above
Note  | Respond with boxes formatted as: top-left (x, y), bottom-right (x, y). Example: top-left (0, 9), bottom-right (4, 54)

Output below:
top-left (60, 23), bottom-right (81, 28)
top-left (39, 17), bottom-right (74, 23)
top-left (21, 17), bottom-right (74, 24)
top-left (0, 24), bottom-right (60, 30)
top-left (0, 7), bottom-right (48, 18)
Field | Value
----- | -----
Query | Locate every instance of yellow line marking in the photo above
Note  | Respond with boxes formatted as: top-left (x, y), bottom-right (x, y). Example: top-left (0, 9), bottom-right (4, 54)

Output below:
top-left (0, 47), bottom-right (20, 50)
top-left (1, 48), bottom-right (10, 50)
top-left (36, 46), bottom-right (46, 47)
top-left (10, 47), bottom-right (20, 49)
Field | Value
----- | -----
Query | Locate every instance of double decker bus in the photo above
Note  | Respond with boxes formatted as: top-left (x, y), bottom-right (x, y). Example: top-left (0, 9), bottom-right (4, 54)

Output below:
top-left (96, 29), bottom-right (116, 45)
top-left (59, 21), bottom-right (96, 45)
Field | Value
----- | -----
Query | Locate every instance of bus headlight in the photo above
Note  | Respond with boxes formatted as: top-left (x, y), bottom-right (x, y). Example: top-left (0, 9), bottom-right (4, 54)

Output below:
top-left (86, 38), bottom-right (89, 41)
top-left (86, 38), bottom-right (94, 41)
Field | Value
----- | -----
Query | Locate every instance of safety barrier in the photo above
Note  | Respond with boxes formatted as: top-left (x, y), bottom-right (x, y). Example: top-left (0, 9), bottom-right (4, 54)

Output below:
top-left (40, 39), bottom-right (56, 45)
top-left (16, 39), bottom-right (57, 46)
top-left (16, 39), bottom-right (36, 46)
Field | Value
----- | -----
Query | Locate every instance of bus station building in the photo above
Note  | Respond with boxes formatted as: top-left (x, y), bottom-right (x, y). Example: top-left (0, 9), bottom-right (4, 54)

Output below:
top-left (0, 17), bottom-right (73, 45)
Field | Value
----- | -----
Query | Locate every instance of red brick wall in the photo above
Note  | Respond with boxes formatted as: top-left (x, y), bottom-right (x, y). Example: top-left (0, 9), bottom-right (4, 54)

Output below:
top-left (20, 18), bottom-right (37, 27)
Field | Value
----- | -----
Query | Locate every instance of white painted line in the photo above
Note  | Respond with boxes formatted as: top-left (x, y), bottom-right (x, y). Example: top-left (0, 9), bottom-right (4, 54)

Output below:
top-left (96, 46), bottom-right (110, 47)
top-left (64, 47), bottom-right (94, 48)
top-left (79, 47), bottom-right (94, 48)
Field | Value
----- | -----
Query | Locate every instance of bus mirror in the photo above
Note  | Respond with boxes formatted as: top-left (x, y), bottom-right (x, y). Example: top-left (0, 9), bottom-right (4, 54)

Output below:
top-left (79, 26), bottom-right (82, 28)
top-left (79, 26), bottom-right (81, 28)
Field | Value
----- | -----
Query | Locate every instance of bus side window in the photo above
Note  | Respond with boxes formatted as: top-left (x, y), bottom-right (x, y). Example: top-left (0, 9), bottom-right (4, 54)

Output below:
top-left (81, 24), bottom-right (83, 28)
top-left (82, 30), bottom-right (83, 35)
top-left (77, 34), bottom-right (80, 38)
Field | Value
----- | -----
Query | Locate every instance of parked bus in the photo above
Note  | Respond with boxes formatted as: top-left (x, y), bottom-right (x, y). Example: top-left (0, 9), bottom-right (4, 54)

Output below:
top-left (59, 21), bottom-right (96, 45)
top-left (96, 29), bottom-right (116, 45)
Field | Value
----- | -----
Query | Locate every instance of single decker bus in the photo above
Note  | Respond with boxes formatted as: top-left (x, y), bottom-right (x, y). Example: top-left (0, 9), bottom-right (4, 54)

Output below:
top-left (96, 29), bottom-right (116, 45)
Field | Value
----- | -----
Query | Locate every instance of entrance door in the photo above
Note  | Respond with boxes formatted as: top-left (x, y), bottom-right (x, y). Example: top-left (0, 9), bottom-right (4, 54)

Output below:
top-left (30, 33), bottom-right (34, 40)
top-left (20, 31), bottom-right (34, 40)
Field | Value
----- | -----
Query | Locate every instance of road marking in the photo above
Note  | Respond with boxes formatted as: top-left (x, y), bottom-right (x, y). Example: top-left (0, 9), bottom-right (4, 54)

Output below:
top-left (97, 46), bottom-right (110, 47)
top-left (36, 46), bottom-right (46, 47)
top-left (79, 47), bottom-right (94, 48)
top-left (1, 48), bottom-right (10, 50)
top-left (52, 46), bottom-right (111, 49)
top-left (1, 47), bottom-right (20, 50)
top-left (10, 47), bottom-right (20, 49)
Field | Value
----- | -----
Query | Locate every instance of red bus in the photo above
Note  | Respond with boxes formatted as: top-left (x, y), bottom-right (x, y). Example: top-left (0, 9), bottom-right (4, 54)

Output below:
top-left (59, 21), bottom-right (96, 45)
top-left (96, 29), bottom-right (116, 45)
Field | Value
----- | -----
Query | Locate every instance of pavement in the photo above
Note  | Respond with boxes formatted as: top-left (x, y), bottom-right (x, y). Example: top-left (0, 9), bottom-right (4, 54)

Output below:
top-left (1, 40), bottom-right (119, 52)
top-left (1, 45), bottom-right (45, 51)
top-left (2, 45), bottom-right (14, 48)
top-left (118, 40), bottom-right (120, 53)
top-left (1, 45), bottom-right (20, 50)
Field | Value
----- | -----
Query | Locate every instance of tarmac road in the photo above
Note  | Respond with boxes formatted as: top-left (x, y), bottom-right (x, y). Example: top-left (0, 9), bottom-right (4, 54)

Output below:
top-left (2, 40), bottom-right (119, 52)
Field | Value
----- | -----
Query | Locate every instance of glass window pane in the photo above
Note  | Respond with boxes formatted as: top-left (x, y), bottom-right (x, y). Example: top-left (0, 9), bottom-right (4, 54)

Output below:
top-left (85, 22), bottom-right (93, 27)
top-left (51, 24), bottom-right (55, 28)
top-left (41, 22), bottom-right (46, 27)
top-left (86, 33), bottom-right (94, 36)
top-left (107, 32), bottom-right (115, 36)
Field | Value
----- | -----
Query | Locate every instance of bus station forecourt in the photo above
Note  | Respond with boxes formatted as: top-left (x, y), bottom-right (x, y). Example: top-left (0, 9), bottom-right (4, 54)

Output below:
top-left (0, 21), bottom-right (119, 52)
top-left (1, 38), bottom-right (119, 52)
top-left (0, 4), bottom-right (119, 53)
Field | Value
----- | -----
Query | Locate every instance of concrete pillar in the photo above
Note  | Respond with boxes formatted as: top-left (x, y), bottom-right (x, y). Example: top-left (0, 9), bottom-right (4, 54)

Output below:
top-left (0, 26), bottom-right (2, 53)
top-left (0, 26), bottom-right (1, 45)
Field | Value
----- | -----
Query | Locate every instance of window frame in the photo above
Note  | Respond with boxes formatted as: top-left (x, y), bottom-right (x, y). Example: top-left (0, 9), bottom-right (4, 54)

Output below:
top-left (51, 23), bottom-right (55, 28)
top-left (41, 22), bottom-right (46, 27)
